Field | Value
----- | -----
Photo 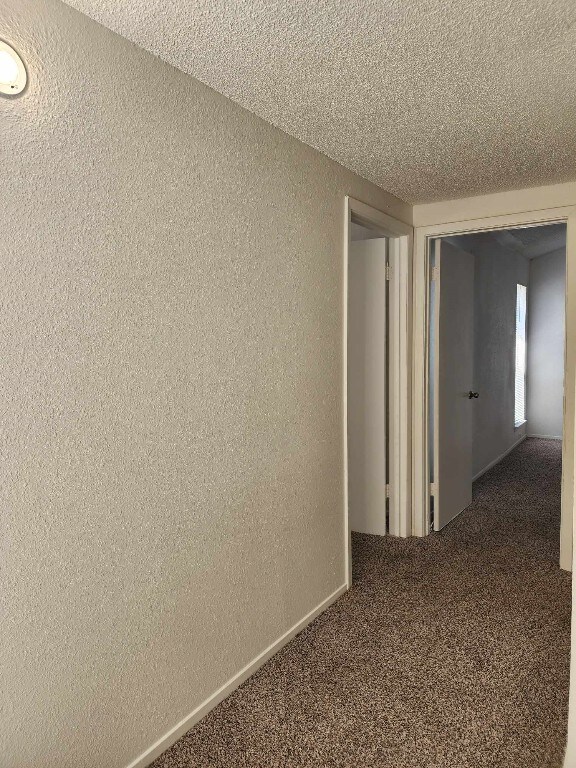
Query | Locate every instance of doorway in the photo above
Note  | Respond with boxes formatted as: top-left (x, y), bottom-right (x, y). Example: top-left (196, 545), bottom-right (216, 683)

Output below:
top-left (343, 197), bottom-right (412, 585)
top-left (429, 224), bottom-right (567, 557)
top-left (413, 208), bottom-right (575, 572)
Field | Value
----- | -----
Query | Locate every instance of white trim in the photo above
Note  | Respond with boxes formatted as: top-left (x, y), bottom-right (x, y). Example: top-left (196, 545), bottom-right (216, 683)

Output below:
top-left (412, 226), bottom-right (431, 537)
top-left (388, 232), bottom-right (413, 537)
top-left (472, 435), bottom-right (527, 482)
top-left (344, 197), bottom-right (413, 555)
top-left (124, 584), bottom-right (347, 768)
top-left (560, 210), bottom-right (576, 572)
top-left (414, 207), bottom-right (571, 240)
top-left (347, 197), bottom-right (413, 238)
top-left (528, 434), bottom-right (563, 441)
top-left (412, 203), bottom-right (576, 575)
top-left (343, 199), bottom-right (351, 587)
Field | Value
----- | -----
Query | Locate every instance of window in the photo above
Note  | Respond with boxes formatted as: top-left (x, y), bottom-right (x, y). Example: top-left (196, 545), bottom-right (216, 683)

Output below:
top-left (515, 284), bottom-right (527, 427)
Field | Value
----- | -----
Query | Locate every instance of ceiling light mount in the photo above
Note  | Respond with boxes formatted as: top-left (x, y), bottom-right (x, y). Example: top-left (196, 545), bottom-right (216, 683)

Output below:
top-left (0, 40), bottom-right (27, 96)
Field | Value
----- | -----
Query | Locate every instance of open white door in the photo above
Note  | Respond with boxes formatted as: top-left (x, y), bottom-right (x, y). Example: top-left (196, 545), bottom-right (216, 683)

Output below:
top-left (348, 238), bottom-right (388, 536)
top-left (433, 239), bottom-right (476, 531)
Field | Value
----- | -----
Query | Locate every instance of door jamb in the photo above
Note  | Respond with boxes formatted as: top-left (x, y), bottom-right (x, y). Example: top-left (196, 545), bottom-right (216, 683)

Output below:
top-left (343, 197), bottom-right (413, 587)
top-left (412, 205), bottom-right (576, 572)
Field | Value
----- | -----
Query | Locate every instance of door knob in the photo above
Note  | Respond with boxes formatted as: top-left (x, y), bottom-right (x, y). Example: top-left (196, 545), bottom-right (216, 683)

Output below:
top-left (468, 391), bottom-right (479, 399)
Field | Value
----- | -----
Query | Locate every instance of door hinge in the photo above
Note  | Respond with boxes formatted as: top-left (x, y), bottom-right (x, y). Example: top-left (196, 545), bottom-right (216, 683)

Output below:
top-left (430, 482), bottom-right (437, 496)
top-left (385, 483), bottom-right (391, 498)
top-left (385, 263), bottom-right (391, 281)
top-left (431, 266), bottom-right (439, 281)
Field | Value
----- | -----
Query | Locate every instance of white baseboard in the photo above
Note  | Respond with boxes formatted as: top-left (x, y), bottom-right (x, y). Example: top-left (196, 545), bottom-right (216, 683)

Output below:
top-left (124, 583), bottom-right (348, 768)
top-left (472, 435), bottom-right (527, 482)
top-left (527, 433), bottom-right (562, 441)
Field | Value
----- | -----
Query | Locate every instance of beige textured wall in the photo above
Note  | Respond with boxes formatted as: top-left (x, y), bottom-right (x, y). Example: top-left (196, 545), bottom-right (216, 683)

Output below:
top-left (0, 1), bottom-right (410, 766)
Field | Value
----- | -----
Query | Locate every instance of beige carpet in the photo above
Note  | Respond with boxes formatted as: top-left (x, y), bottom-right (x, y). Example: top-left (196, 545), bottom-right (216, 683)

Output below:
top-left (151, 438), bottom-right (571, 767)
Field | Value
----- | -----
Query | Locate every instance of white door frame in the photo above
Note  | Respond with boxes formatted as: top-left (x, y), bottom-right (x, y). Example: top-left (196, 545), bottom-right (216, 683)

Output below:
top-left (412, 205), bottom-right (576, 571)
top-left (343, 197), bottom-right (413, 587)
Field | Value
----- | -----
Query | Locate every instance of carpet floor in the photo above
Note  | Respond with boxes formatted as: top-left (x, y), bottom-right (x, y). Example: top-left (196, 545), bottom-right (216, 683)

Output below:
top-left (151, 438), bottom-right (571, 768)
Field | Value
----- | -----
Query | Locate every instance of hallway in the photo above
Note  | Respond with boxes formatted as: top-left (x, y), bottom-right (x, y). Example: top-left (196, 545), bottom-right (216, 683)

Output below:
top-left (152, 438), bottom-right (570, 768)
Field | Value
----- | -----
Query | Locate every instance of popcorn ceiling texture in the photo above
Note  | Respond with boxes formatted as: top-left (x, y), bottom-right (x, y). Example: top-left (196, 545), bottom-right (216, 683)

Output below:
top-left (63, 0), bottom-right (576, 203)
top-left (0, 1), bottom-right (408, 766)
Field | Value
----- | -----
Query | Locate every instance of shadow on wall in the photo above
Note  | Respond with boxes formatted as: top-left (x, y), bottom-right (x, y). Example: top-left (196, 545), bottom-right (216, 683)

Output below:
top-left (527, 242), bottom-right (566, 440)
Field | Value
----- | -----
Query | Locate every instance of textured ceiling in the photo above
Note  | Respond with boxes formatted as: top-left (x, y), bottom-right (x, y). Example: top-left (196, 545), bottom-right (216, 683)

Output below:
top-left (449, 224), bottom-right (567, 259)
top-left (63, 0), bottom-right (576, 203)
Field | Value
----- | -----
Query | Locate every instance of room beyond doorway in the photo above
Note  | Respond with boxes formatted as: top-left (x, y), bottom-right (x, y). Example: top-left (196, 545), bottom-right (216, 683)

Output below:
top-left (447, 223), bottom-right (567, 455)
top-left (426, 221), bottom-right (570, 570)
